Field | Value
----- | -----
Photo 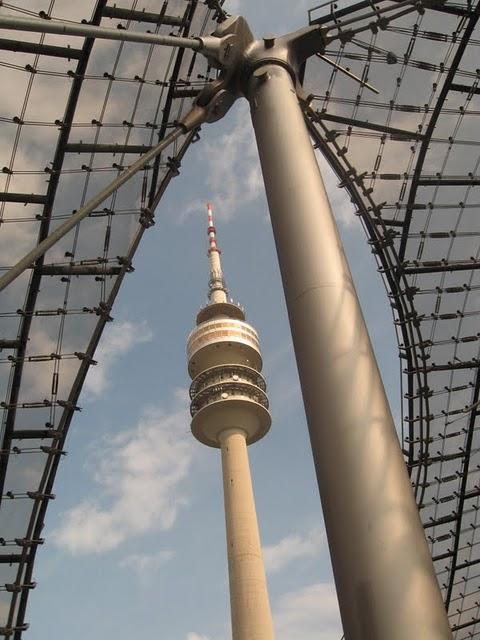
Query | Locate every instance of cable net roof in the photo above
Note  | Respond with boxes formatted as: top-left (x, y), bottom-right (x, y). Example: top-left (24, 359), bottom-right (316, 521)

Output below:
top-left (0, 0), bottom-right (223, 636)
top-left (2, 0), bottom-right (480, 636)
top-left (304, 0), bottom-right (480, 636)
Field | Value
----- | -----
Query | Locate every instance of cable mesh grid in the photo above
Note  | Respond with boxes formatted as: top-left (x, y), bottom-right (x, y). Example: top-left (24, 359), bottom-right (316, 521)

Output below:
top-left (0, 0), bottom-right (223, 636)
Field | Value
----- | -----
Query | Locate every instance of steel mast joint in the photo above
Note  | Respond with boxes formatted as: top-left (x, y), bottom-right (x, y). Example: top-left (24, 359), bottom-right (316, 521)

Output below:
top-left (191, 16), bottom-right (327, 122)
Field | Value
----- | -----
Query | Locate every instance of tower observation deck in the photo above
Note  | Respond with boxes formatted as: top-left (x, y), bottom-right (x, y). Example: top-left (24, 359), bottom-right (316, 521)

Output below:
top-left (187, 203), bottom-right (274, 640)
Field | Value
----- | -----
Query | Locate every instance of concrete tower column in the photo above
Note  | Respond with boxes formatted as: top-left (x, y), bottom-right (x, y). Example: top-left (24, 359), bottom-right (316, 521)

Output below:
top-left (219, 428), bottom-right (274, 640)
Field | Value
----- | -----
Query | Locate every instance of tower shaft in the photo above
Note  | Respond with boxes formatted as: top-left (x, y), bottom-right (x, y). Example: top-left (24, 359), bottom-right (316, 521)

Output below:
top-left (220, 428), bottom-right (274, 640)
top-left (208, 249), bottom-right (227, 304)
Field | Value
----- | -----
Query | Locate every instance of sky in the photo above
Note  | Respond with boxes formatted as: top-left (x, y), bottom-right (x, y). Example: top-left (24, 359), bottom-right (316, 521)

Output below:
top-left (24, 2), bottom-right (401, 639)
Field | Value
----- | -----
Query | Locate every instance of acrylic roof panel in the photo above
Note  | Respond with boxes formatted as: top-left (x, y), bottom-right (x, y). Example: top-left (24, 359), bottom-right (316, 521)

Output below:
top-left (0, 1), bottom-right (224, 636)
top-left (304, 0), bottom-right (480, 636)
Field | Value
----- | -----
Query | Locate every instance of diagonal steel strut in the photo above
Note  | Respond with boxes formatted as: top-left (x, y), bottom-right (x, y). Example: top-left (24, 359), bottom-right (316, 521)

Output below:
top-left (0, 14), bottom-right (232, 63)
top-left (0, 124), bottom-right (187, 292)
top-left (0, 14), bottom-right (201, 49)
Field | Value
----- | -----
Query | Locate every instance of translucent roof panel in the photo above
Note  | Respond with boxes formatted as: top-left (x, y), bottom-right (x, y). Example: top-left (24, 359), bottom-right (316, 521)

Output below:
top-left (0, 1), bottom-right (225, 636)
top-left (305, 1), bottom-right (480, 636)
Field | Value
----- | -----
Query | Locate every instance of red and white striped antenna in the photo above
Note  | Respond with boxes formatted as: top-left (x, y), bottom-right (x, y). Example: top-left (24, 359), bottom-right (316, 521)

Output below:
top-left (206, 202), bottom-right (227, 303)
top-left (207, 201), bottom-right (220, 255)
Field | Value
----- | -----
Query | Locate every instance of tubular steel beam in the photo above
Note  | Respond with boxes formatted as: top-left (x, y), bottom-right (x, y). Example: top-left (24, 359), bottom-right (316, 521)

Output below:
top-left (402, 261), bottom-right (480, 274)
top-left (417, 177), bottom-right (480, 186)
top-left (102, 6), bottom-right (185, 27)
top-left (0, 38), bottom-right (83, 59)
top-left (0, 193), bottom-right (47, 205)
top-left (65, 143), bottom-right (152, 154)
top-left (424, 514), bottom-right (459, 528)
top-left (0, 341), bottom-right (20, 350)
top-left (248, 62), bottom-right (452, 639)
top-left (309, 0), bottom-right (373, 25)
top-left (427, 3), bottom-right (476, 16)
top-left (171, 87), bottom-right (202, 99)
top-left (312, 110), bottom-right (424, 140)
top-left (413, 362), bottom-right (480, 373)
top-left (450, 82), bottom-right (480, 95)
top-left (454, 556), bottom-right (480, 570)
top-left (11, 430), bottom-right (61, 440)
top-left (373, 218), bottom-right (405, 227)
top-left (0, 125), bottom-right (185, 292)
top-left (38, 265), bottom-right (122, 276)
top-left (0, 15), bottom-right (203, 52)
top-left (0, 556), bottom-right (24, 564)
top-left (452, 618), bottom-right (480, 632)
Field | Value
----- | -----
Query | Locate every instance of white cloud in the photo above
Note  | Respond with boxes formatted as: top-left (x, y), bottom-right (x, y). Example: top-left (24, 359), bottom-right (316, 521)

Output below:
top-left (119, 550), bottom-right (174, 572)
top-left (263, 528), bottom-right (323, 573)
top-left (52, 390), bottom-right (192, 554)
top-left (182, 103), bottom-right (263, 221)
top-left (180, 104), bottom-right (356, 226)
top-left (84, 320), bottom-right (153, 397)
top-left (180, 99), bottom-right (357, 231)
top-left (186, 634), bottom-right (211, 640)
top-left (119, 550), bottom-right (174, 581)
top-left (274, 582), bottom-right (342, 640)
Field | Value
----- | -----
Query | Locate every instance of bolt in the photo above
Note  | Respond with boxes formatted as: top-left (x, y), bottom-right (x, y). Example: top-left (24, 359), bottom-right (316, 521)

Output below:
top-left (263, 33), bottom-right (276, 49)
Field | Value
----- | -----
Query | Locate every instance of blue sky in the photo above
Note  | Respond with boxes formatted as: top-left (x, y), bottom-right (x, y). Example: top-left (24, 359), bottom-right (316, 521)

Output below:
top-left (26, 2), bottom-right (400, 639)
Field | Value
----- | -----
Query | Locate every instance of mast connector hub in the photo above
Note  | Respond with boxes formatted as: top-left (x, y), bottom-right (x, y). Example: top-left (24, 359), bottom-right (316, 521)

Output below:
top-left (189, 16), bottom-right (328, 125)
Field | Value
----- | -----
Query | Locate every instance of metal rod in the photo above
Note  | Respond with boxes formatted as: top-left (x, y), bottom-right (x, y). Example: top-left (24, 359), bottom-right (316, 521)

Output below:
top-left (310, 109), bottom-right (423, 140)
top-left (317, 53), bottom-right (380, 94)
top-left (0, 126), bottom-right (183, 292)
top-left (247, 63), bottom-right (452, 639)
top-left (0, 15), bottom-right (202, 51)
top-left (0, 340), bottom-right (20, 350)
top-left (328, 5), bottom-right (418, 43)
top-left (0, 37), bottom-right (83, 59)
top-left (325, 0), bottom-right (414, 33)
top-left (65, 143), bottom-right (152, 154)
top-left (101, 6), bottom-right (185, 27)
top-left (38, 265), bottom-right (122, 276)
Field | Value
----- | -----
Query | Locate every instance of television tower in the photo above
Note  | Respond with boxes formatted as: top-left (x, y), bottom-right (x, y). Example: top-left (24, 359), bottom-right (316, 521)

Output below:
top-left (187, 203), bottom-right (275, 640)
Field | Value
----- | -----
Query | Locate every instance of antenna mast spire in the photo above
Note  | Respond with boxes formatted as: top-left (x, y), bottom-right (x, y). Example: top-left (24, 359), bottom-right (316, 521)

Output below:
top-left (207, 202), bottom-right (228, 304)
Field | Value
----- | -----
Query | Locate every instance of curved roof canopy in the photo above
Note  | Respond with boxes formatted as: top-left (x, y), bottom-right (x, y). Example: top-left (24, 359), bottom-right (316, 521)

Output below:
top-left (304, 0), bottom-right (480, 636)
top-left (1, 0), bottom-right (480, 637)
top-left (0, 0), bottom-right (224, 635)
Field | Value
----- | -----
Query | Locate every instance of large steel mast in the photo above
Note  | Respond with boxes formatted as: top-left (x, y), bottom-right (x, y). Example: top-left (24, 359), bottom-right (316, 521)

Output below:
top-left (248, 61), bottom-right (450, 639)
top-left (239, 19), bottom-right (451, 640)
